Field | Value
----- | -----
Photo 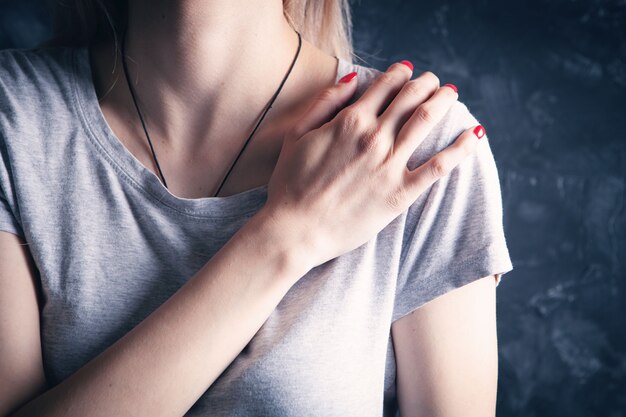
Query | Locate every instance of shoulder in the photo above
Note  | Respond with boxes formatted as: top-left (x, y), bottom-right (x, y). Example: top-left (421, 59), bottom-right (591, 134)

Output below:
top-left (0, 46), bottom-right (77, 144)
top-left (0, 46), bottom-right (74, 87)
top-left (345, 60), bottom-right (486, 170)
top-left (0, 46), bottom-right (76, 114)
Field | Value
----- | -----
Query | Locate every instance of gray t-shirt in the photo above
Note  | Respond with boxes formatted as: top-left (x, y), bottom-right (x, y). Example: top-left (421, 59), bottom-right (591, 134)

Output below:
top-left (0, 46), bottom-right (513, 416)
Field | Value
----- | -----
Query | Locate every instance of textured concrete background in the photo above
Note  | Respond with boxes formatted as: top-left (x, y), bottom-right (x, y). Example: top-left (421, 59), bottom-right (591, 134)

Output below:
top-left (1, 0), bottom-right (625, 416)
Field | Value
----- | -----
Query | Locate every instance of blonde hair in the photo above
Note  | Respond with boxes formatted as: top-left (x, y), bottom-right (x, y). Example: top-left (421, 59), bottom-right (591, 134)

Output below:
top-left (45, 0), bottom-right (355, 63)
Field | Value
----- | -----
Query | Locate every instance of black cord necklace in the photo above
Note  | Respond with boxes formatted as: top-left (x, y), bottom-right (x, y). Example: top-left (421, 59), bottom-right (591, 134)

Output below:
top-left (120, 27), bottom-right (303, 197)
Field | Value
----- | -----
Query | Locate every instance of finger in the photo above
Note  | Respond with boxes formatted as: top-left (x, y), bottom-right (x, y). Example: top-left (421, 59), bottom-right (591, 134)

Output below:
top-left (354, 60), bottom-right (414, 117)
top-left (288, 71), bottom-right (359, 140)
top-left (392, 84), bottom-right (460, 163)
top-left (404, 124), bottom-right (484, 199)
top-left (378, 71), bottom-right (444, 137)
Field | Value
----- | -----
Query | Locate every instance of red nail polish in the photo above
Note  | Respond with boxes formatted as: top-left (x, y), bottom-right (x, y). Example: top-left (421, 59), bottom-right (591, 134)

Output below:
top-left (473, 125), bottom-right (486, 139)
top-left (443, 83), bottom-right (458, 93)
top-left (400, 60), bottom-right (413, 71)
top-left (338, 71), bottom-right (358, 83)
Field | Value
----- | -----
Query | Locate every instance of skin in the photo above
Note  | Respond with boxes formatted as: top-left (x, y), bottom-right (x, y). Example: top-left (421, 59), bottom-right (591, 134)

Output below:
top-left (392, 276), bottom-right (499, 417)
top-left (93, 0), bottom-right (340, 199)
top-left (0, 0), bottom-right (499, 416)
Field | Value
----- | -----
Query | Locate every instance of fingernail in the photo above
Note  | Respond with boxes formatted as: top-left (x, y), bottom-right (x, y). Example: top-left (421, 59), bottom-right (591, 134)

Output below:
top-left (443, 83), bottom-right (458, 93)
top-left (473, 125), bottom-right (486, 139)
top-left (400, 60), bottom-right (413, 71)
top-left (338, 71), bottom-right (358, 83)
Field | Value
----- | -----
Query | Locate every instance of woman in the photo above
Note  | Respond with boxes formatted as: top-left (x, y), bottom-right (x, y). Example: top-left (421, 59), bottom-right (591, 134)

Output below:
top-left (0, 0), bottom-right (513, 416)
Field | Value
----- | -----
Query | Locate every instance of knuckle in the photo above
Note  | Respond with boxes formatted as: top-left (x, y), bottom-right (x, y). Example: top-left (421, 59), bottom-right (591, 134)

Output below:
top-left (335, 107), bottom-right (367, 134)
top-left (402, 80), bottom-right (424, 97)
top-left (377, 72), bottom-right (400, 87)
top-left (414, 105), bottom-right (434, 124)
top-left (428, 156), bottom-right (449, 178)
top-left (385, 186), bottom-right (408, 211)
top-left (316, 87), bottom-right (338, 103)
top-left (357, 125), bottom-right (385, 154)
top-left (419, 70), bottom-right (440, 88)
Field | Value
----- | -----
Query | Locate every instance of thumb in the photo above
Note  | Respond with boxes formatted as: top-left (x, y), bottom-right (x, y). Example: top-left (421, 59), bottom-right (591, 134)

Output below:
top-left (288, 71), bottom-right (359, 140)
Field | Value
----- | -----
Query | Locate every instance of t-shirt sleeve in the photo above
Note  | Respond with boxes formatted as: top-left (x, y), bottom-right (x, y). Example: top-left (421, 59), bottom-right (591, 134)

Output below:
top-left (0, 155), bottom-right (24, 239)
top-left (0, 192), bottom-right (23, 238)
top-left (392, 100), bottom-right (513, 323)
top-left (0, 51), bottom-right (26, 239)
top-left (0, 131), bottom-right (25, 239)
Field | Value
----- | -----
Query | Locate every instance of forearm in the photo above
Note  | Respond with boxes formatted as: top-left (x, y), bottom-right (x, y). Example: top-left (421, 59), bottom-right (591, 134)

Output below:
top-left (11, 209), bottom-right (311, 417)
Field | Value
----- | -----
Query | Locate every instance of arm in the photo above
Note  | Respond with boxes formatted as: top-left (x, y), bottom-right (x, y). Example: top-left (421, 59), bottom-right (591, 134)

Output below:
top-left (391, 275), bottom-right (499, 417)
top-left (0, 233), bottom-right (47, 416)
top-left (1, 209), bottom-right (311, 417)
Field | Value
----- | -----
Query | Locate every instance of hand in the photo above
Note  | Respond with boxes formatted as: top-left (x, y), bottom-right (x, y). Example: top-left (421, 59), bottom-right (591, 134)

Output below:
top-left (260, 61), bottom-right (483, 269)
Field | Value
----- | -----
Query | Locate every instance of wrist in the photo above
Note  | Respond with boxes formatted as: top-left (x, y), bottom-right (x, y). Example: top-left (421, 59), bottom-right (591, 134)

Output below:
top-left (240, 207), bottom-right (316, 284)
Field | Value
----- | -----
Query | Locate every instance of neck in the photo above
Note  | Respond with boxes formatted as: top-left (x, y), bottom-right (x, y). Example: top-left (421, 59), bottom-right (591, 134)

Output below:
top-left (125, 0), bottom-right (296, 97)
top-left (107, 0), bottom-right (308, 152)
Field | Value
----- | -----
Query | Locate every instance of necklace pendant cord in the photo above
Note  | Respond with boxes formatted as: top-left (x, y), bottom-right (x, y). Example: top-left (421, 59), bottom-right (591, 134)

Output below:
top-left (120, 28), bottom-right (303, 198)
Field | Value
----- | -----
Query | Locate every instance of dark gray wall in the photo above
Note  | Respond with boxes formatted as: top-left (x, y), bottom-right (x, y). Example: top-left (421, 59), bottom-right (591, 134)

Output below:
top-left (1, 0), bottom-right (625, 416)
